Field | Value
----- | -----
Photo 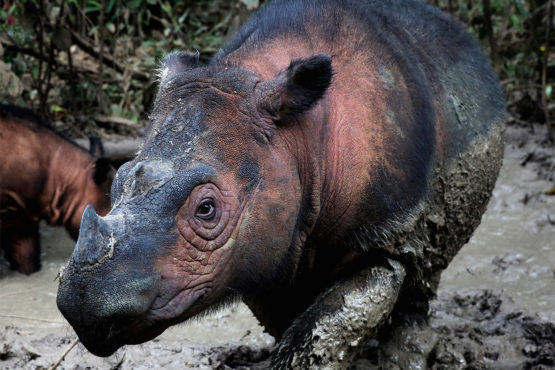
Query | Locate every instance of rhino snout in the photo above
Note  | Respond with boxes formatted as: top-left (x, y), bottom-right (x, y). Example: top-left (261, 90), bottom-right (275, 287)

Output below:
top-left (56, 206), bottom-right (163, 356)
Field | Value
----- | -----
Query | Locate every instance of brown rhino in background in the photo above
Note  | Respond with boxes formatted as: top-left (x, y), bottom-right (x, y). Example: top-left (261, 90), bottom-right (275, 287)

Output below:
top-left (0, 104), bottom-right (112, 274)
top-left (57, 0), bottom-right (505, 366)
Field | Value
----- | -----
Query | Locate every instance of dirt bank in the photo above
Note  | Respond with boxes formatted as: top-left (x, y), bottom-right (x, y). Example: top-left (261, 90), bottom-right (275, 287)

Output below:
top-left (0, 123), bottom-right (553, 369)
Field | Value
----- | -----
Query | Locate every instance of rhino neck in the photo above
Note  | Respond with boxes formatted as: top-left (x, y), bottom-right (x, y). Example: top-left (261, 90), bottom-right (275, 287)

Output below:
top-left (40, 142), bottom-right (95, 234)
top-left (275, 101), bottom-right (336, 279)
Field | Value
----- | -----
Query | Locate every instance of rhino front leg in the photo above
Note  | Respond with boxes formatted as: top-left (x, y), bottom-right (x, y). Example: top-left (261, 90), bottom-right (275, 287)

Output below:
top-left (1, 215), bottom-right (41, 275)
top-left (272, 259), bottom-right (406, 369)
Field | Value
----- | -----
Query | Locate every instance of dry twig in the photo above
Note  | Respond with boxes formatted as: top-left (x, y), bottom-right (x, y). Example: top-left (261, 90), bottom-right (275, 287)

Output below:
top-left (0, 314), bottom-right (64, 324)
top-left (47, 338), bottom-right (80, 370)
top-left (70, 29), bottom-right (149, 82)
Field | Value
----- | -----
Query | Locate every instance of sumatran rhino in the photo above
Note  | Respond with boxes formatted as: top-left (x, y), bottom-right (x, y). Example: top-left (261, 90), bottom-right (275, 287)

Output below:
top-left (56, 0), bottom-right (505, 366)
top-left (0, 104), bottom-right (113, 274)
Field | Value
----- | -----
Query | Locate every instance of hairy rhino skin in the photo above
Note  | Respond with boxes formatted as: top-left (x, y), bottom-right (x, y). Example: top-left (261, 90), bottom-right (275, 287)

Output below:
top-left (56, 0), bottom-right (505, 367)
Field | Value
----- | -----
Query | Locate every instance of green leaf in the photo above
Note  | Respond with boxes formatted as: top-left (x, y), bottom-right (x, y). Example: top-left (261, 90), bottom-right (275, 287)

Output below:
top-left (130, 0), bottom-right (142, 9)
top-left (106, 0), bottom-right (116, 14)
top-left (161, 2), bottom-right (172, 16)
top-left (178, 8), bottom-right (190, 24)
top-left (513, 0), bottom-right (527, 16)
top-left (84, 0), bottom-right (101, 13)
top-left (50, 104), bottom-right (65, 113)
top-left (88, 25), bottom-right (98, 37)
top-left (510, 14), bottom-right (521, 30)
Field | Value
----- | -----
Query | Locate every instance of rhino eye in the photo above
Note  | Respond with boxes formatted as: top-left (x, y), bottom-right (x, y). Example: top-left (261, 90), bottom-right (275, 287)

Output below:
top-left (196, 198), bottom-right (215, 220)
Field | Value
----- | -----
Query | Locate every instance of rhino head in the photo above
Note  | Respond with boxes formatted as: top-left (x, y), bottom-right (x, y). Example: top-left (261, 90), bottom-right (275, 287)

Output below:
top-left (56, 52), bottom-right (332, 356)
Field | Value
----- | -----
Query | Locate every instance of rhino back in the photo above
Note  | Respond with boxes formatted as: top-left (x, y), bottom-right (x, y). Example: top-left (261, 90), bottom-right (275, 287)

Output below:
top-left (217, 0), bottom-right (504, 217)
top-left (216, 0), bottom-right (505, 300)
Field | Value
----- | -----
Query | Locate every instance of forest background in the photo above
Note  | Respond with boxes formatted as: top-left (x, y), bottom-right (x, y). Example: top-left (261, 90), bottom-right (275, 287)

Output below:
top-left (0, 0), bottom-right (552, 141)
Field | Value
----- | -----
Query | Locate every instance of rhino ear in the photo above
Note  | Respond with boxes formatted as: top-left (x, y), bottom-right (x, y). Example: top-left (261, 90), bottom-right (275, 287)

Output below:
top-left (89, 136), bottom-right (105, 158)
top-left (158, 51), bottom-right (200, 82)
top-left (92, 158), bottom-right (111, 185)
top-left (256, 54), bottom-right (333, 123)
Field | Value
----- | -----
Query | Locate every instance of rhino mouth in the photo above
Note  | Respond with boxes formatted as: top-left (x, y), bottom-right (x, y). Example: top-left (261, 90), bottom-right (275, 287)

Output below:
top-left (75, 285), bottom-right (209, 357)
top-left (78, 316), bottom-right (163, 357)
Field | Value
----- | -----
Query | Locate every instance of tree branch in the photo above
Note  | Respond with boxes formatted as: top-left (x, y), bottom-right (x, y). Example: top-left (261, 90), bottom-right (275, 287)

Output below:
top-left (70, 29), bottom-right (149, 82)
top-left (0, 38), bottom-right (59, 67)
top-left (482, 0), bottom-right (499, 70)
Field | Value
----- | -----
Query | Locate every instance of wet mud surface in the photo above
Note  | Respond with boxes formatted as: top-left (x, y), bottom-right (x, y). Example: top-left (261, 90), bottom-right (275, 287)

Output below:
top-left (354, 290), bottom-right (554, 369)
top-left (0, 124), bottom-right (553, 369)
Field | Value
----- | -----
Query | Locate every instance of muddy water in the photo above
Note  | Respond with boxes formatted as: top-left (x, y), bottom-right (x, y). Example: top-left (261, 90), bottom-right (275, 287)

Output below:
top-left (439, 135), bottom-right (555, 323)
top-left (0, 128), bottom-right (553, 368)
top-left (0, 225), bottom-right (71, 330)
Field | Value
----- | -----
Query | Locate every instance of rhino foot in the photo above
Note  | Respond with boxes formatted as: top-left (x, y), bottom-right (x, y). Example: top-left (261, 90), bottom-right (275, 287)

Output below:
top-left (272, 259), bottom-right (406, 369)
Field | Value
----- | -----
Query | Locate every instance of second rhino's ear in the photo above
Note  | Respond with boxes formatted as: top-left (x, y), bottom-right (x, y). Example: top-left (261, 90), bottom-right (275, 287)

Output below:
top-left (92, 158), bottom-right (111, 185)
top-left (89, 136), bottom-right (105, 158)
top-left (158, 51), bottom-right (200, 83)
top-left (256, 54), bottom-right (333, 123)
top-left (88, 136), bottom-right (112, 185)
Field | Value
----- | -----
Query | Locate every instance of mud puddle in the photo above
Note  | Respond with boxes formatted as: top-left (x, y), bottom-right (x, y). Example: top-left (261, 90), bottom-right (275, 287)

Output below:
top-left (0, 124), bottom-right (553, 369)
top-left (438, 126), bottom-right (555, 323)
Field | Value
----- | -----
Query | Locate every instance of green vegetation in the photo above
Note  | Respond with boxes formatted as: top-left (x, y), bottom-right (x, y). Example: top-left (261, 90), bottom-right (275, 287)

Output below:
top-left (0, 0), bottom-right (552, 139)
top-left (434, 0), bottom-right (553, 135)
